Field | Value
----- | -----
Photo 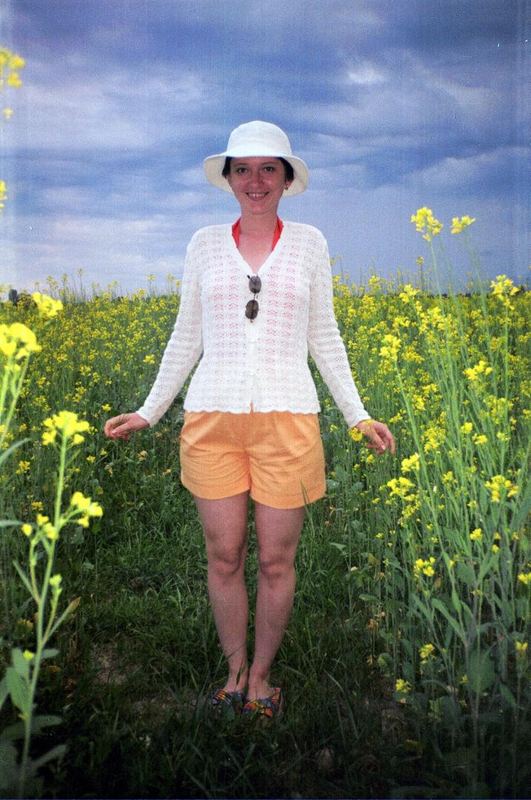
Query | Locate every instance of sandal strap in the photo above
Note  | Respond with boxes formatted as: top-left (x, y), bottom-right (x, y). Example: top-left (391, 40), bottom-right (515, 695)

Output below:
top-left (242, 687), bottom-right (283, 718)
top-left (210, 688), bottom-right (245, 708)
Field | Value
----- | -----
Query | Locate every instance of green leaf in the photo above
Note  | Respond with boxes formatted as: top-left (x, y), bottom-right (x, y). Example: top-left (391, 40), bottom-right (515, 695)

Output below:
top-left (41, 649), bottom-right (59, 660)
top-left (359, 593), bottom-right (381, 603)
top-left (431, 598), bottom-right (467, 645)
top-left (499, 683), bottom-right (517, 709)
top-left (0, 519), bottom-right (23, 529)
top-left (467, 648), bottom-right (495, 693)
top-left (31, 715), bottom-right (62, 734)
top-left (0, 676), bottom-right (8, 710)
top-left (456, 561), bottom-right (476, 587)
top-left (32, 743), bottom-right (67, 770)
top-left (450, 587), bottom-right (462, 615)
top-left (5, 667), bottom-right (29, 715)
top-left (478, 552), bottom-right (497, 582)
top-left (511, 482), bottom-right (531, 530)
top-left (12, 560), bottom-right (34, 597)
top-left (329, 541), bottom-right (346, 554)
top-left (65, 596), bottom-right (81, 615)
top-left (11, 648), bottom-right (29, 680)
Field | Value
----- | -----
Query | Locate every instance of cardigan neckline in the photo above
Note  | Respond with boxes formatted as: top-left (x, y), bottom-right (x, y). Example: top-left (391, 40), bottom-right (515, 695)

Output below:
top-left (226, 220), bottom-right (289, 278)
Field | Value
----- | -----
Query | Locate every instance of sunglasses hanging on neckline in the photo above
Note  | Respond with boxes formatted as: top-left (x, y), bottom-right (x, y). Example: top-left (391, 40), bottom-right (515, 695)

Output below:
top-left (246, 274), bottom-right (261, 321)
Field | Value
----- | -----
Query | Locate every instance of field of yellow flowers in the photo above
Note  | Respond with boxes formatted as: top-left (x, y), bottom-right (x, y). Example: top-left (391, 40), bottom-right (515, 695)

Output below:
top-left (0, 241), bottom-right (529, 797)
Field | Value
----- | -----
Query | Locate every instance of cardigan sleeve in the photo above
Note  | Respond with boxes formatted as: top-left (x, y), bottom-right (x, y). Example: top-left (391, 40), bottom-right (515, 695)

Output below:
top-left (307, 233), bottom-right (371, 428)
top-left (136, 235), bottom-right (203, 426)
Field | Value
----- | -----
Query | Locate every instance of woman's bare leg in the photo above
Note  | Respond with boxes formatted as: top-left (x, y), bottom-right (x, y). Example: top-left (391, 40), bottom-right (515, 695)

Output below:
top-left (194, 492), bottom-right (250, 692)
top-left (247, 502), bottom-right (305, 700)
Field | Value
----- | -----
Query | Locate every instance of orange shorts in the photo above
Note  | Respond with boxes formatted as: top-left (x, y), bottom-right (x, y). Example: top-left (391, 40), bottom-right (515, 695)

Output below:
top-left (180, 411), bottom-right (326, 509)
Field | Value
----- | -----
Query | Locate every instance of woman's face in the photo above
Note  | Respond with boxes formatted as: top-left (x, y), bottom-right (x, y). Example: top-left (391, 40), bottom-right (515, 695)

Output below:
top-left (225, 157), bottom-right (291, 217)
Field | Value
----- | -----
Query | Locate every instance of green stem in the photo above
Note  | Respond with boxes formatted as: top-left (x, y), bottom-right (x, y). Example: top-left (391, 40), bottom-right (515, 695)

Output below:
top-left (18, 433), bottom-right (68, 797)
top-left (0, 356), bottom-right (30, 451)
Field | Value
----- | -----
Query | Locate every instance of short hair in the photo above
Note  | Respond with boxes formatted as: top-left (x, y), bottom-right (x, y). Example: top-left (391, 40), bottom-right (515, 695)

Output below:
top-left (222, 156), bottom-right (294, 182)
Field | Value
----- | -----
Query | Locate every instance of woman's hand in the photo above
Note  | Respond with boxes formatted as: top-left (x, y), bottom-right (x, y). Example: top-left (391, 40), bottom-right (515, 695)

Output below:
top-left (104, 412), bottom-right (149, 441)
top-left (355, 419), bottom-right (396, 455)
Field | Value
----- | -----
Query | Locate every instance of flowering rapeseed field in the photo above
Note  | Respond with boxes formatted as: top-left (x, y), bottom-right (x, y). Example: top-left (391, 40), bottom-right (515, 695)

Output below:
top-left (0, 217), bottom-right (529, 796)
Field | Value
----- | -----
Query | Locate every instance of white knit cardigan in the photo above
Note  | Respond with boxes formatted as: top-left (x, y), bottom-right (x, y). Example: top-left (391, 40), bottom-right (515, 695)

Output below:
top-left (136, 221), bottom-right (370, 428)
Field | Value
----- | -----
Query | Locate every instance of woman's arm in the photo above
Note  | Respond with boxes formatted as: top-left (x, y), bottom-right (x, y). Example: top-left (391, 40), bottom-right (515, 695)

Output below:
top-left (104, 234), bottom-right (203, 440)
top-left (134, 235), bottom-right (204, 426)
top-left (307, 232), bottom-right (395, 453)
top-left (307, 233), bottom-right (369, 427)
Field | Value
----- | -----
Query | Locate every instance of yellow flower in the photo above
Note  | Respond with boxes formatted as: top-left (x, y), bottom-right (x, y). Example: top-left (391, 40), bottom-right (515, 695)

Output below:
top-left (451, 215), bottom-right (476, 234)
top-left (348, 426), bottom-right (363, 442)
top-left (395, 678), bottom-right (411, 694)
top-left (398, 284), bottom-right (420, 303)
top-left (401, 453), bottom-right (420, 474)
top-left (21, 523), bottom-right (32, 537)
top-left (469, 528), bottom-right (483, 541)
top-left (490, 275), bottom-right (518, 308)
top-left (464, 360), bottom-right (493, 382)
top-left (31, 292), bottom-right (64, 319)
top-left (517, 572), bottom-right (531, 586)
top-left (43, 522), bottom-right (59, 540)
top-left (473, 434), bottom-right (488, 446)
top-left (70, 491), bottom-right (103, 520)
top-left (515, 641), bottom-right (528, 655)
top-left (42, 411), bottom-right (90, 446)
top-left (460, 422), bottom-right (473, 434)
top-left (423, 421), bottom-right (446, 453)
top-left (387, 476), bottom-right (415, 499)
top-left (0, 322), bottom-right (41, 360)
top-left (7, 71), bottom-right (23, 88)
top-left (410, 207), bottom-right (443, 241)
top-left (485, 474), bottom-right (519, 503)
top-left (414, 557), bottom-right (436, 578)
top-left (8, 53), bottom-right (25, 71)
top-left (379, 333), bottom-right (401, 362)
top-left (419, 643), bottom-right (436, 661)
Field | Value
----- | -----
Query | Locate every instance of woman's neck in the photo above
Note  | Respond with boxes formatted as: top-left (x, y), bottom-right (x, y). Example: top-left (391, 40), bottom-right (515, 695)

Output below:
top-left (234, 214), bottom-right (283, 272)
top-left (238, 212), bottom-right (279, 240)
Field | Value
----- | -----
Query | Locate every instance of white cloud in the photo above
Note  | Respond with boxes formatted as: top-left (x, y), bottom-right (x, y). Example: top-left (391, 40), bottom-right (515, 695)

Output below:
top-left (346, 61), bottom-right (387, 86)
top-left (6, 59), bottom-right (207, 152)
top-left (409, 147), bottom-right (526, 190)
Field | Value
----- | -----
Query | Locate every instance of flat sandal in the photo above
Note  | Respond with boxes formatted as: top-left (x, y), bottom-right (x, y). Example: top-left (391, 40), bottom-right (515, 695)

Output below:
top-left (241, 687), bottom-right (283, 719)
top-left (209, 687), bottom-right (246, 713)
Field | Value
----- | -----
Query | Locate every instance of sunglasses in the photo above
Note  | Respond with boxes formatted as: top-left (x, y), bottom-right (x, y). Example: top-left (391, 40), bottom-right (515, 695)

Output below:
top-left (246, 275), bottom-right (262, 321)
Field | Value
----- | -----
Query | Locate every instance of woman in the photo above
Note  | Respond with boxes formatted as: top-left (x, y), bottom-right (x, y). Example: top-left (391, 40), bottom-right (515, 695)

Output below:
top-left (104, 121), bottom-right (395, 718)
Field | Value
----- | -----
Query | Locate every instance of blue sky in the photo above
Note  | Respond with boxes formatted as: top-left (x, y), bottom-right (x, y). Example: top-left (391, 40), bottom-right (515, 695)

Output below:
top-left (1, 0), bottom-right (529, 294)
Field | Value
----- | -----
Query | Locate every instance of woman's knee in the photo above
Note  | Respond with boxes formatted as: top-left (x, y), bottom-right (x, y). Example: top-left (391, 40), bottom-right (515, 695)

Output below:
top-left (257, 550), bottom-right (295, 583)
top-left (208, 542), bottom-right (247, 579)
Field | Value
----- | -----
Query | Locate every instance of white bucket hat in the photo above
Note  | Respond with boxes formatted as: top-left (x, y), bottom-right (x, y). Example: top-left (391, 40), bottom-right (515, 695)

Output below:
top-left (203, 121), bottom-right (309, 197)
